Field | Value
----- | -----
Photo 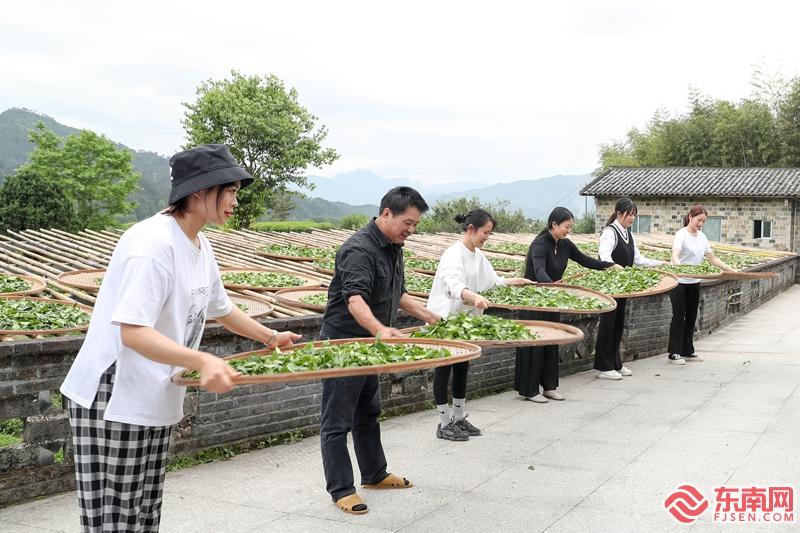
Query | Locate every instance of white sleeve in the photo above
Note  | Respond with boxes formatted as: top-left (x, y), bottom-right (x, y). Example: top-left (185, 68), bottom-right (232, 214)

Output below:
top-left (702, 234), bottom-right (712, 255)
top-left (438, 249), bottom-right (468, 300)
top-left (207, 260), bottom-right (233, 319)
top-left (633, 236), bottom-right (661, 267)
top-left (598, 227), bottom-right (615, 262)
top-left (111, 256), bottom-right (172, 327)
top-left (480, 253), bottom-right (507, 289)
top-left (672, 231), bottom-right (684, 257)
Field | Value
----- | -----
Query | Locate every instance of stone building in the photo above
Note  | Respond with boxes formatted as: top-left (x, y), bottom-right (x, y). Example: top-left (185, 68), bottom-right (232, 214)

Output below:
top-left (581, 167), bottom-right (800, 252)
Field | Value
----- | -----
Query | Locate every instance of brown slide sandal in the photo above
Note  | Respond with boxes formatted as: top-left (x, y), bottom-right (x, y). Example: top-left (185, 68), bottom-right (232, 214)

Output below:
top-left (362, 473), bottom-right (413, 489)
top-left (335, 493), bottom-right (368, 515)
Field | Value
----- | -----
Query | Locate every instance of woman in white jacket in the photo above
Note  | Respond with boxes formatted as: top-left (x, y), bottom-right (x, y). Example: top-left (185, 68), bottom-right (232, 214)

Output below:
top-left (426, 209), bottom-right (530, 441)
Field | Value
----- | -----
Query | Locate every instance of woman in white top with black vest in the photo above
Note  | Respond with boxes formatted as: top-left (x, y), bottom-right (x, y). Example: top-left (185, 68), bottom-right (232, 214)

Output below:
top-left (60, 145), bottom-right (302, 531)
top-left (426, 209), bottom-right (531, 441)
top-left (668, 204), bottom-right (733, 364)
top-left (595, 198), bottom-right (663, 380)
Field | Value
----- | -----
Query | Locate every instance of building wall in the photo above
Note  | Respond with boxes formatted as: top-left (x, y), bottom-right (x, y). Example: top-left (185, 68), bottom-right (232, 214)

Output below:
top-left (593, 196), bottom-right (795, 251)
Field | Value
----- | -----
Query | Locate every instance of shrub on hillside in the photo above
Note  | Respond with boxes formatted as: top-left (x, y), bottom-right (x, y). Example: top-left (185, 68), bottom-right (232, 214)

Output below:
top-left (339, 213), bottom-right (369, 230)
top-left (249, 220), bottom-right (334, 233)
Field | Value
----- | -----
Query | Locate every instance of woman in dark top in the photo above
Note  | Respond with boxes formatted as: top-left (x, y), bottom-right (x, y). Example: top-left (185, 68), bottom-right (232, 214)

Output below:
top-left (515, 207), bottom-right (615, 402)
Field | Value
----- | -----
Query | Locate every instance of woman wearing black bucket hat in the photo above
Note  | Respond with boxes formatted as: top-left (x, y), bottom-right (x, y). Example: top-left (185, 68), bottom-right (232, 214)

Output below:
top-left (60, 144), bottom-right (302, 532)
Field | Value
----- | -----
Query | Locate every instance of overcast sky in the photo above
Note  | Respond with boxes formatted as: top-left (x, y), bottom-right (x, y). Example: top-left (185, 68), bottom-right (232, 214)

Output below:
top-left (2, 0), bottom-right (799, 185)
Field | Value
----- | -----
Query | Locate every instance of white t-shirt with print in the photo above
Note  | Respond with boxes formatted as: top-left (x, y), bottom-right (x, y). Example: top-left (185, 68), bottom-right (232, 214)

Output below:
top-left (60, 214), bottom-right (232, 427)
top-left (426, 241), bottom-right (506, 318)
top-left (672, 227), bottom-right (712, 285)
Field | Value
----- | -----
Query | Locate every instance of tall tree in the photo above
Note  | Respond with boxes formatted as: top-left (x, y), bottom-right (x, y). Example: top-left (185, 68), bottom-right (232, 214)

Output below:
top-left (0, 167), bottom-right (76, 232)
top-left (595, 73), bottom-right (800, 174)
top-left (19, 124), bottom-right (140, 229)
top-left (182, 71), bottom-right (338, 228)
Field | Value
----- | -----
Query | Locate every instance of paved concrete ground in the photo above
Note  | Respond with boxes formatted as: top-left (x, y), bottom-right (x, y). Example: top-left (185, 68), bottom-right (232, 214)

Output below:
top-left (2, 286), bottom-right (799, 532)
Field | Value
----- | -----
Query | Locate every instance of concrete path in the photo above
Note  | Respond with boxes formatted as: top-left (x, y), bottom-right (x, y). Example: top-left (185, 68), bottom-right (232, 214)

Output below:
top-left (2, 286), bottom-right (799, 532)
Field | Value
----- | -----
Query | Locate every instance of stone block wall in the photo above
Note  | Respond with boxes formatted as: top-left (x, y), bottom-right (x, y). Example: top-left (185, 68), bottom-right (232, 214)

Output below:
top-left (593, 196), bottom-right (797, 251)
top-left (1, 255), bottom-right (796, 506)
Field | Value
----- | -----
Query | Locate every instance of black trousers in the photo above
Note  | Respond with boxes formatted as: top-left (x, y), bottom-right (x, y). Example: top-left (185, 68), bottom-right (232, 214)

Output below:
top-left (668, 283), bottom-right (700, 356)
top-left (433, 362), bottom-right (469, 405)
top-left (514, 310), bottom-right (559, 398)
top-left (319, 322), bottom-right (388, 502)
top-left (593, 298), bottom-right (628, 371)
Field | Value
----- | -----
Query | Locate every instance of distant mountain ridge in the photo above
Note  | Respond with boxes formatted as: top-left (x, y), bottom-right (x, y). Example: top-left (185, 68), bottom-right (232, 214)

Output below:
top-left (0, 108), bottom-right (592, 223)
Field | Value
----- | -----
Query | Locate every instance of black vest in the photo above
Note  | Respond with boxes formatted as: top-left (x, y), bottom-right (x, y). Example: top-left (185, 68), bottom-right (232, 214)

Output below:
top-left (608, 224), bottom-right (635, 267)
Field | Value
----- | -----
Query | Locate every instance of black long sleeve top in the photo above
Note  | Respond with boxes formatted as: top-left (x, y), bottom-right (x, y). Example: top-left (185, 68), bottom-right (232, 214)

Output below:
top-left (524, 231), bottom-right (614, 283)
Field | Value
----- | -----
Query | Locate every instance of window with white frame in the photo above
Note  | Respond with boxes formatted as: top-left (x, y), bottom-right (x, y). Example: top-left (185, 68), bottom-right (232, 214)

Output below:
top-left (632, 215), bottom-right (651, 233)
top-left (753, 219), bottom-right (772, 239)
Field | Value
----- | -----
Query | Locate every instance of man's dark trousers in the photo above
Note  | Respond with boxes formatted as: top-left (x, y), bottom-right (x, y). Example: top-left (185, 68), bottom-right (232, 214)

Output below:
top-left (319, 322), bottom-right (388, 501)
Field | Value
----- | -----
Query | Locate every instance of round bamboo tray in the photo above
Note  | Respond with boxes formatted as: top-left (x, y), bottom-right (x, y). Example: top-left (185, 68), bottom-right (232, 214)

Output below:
top-left (312, 263), bottom-right (335, 276)
top-left (720, 271), bottom-right (779, 280)
top-left (566, 272), bottom-right (678, 300)
top-left (256, 246), bottom-right (333, 263)
top-left (274, 287), bottom-right (328, 312)
top-left (57, 269), bottom-right (106, 291)
top-left (0, 273), bottom-right (47, 297)
top-left (653, 267), bottom-right (722, 280)
top-left (220, 268), bottom-right (322, 291)
top-left (208, 294), bottom-right (273, 322)
top-left (171, 337), bottom-right (482, 386)
top-left (404, 273), bottom-right (434, 298)
top-left (399, 320), bottom-right (584, 347)
top-left (0, 296), bottom-right (93, 336)
top-left (486, 284), bottom-right (617, 314)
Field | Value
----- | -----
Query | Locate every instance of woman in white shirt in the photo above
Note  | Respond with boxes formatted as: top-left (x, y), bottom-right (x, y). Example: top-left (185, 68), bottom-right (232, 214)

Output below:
top-left (668, 204), bottom-right (733, 364)
top-left (426, 209), bottom-right (530, 441)
top-left (595, 198), bottom-right (663, 380)
top-left (60, 145), bottom-right (301, 531)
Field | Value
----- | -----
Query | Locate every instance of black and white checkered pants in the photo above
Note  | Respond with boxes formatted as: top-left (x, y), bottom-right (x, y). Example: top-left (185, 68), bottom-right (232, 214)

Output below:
top-left (66, 365), bottom-right (173, 533)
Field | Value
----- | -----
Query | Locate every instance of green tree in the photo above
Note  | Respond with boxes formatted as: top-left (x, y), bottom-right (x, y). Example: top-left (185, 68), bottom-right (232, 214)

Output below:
top-left (19, 124), bottom-right (139, 229)
top-left (0, 167), bottom-right (76, 232)
top-left (595, 72), bottom-right (800, 174)
top-left (339, 213), bottom-right (369, 230)
top-left (416, 196), bottom-right (529, 233)
top-left (182, 71), bottom-right (339, 229)
top-left (778, 77), bottom-right (800, 166)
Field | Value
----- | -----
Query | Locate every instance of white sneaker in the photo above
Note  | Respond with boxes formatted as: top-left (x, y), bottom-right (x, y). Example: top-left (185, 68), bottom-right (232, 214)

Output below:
top-left (527, 395), bottom-right (549, 403)
top-left (543, 390), bottom-right (565, 401)
top-left (684, 354), bottom-right (704, 362)
top-left (619, 366), bottom-right (633, 377)
top-left (598, 370), bottom-right (623, 380)
top-left (668, 354), bottom-right (686, 365)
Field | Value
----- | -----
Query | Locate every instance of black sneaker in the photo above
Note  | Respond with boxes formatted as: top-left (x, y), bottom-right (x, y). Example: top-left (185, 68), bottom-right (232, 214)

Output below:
top-left (436, 419), bottom-right (469, 441)
top-left (454, 414), bottom-right (482, 436)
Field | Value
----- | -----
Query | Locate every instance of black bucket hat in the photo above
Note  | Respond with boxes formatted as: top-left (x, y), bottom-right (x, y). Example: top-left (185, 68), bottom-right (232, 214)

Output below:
top-left (168, 144), bottom-right (255, 205)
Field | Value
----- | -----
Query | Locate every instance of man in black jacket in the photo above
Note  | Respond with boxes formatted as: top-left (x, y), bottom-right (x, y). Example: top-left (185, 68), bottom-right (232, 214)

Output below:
top-left (319, 186), bottom-right (441, 515)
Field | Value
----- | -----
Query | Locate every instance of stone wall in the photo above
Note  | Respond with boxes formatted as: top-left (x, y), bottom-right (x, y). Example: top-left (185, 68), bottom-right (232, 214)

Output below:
top-left (1, 255), bottom-right (796, 506)
top-left (593, 196), bottom-right (797, 252)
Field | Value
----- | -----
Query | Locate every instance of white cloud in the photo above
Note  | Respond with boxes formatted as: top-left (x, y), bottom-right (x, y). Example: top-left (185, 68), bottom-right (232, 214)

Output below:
top-left (2, 0), bottom-right (799, 183)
